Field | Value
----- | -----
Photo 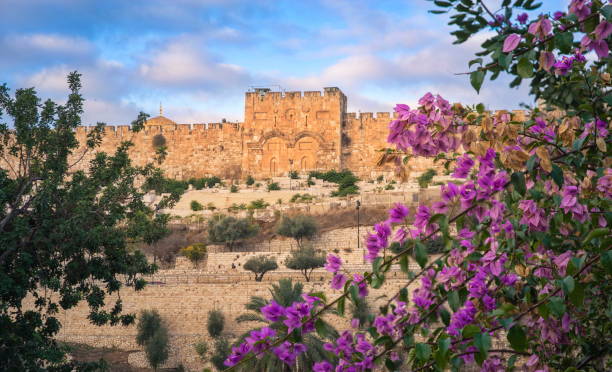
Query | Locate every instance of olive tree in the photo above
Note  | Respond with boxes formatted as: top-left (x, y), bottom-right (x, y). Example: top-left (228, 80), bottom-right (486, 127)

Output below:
top-left (284, 246), bottom-right (326, 282)
top-left (207, 214), bottom-right (259, 251)
top-left (243, 255), bottom-right (278, 282)
top-left (276, 215), bottom-right (318, 248)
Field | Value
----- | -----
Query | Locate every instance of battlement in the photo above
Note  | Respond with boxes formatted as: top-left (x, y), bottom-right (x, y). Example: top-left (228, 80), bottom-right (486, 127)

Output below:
top-left (245, 87), bottom-right (346, 102)
top-left (346, 112), bottom-right (394, 120)
top-left (75, 122), bottom-right (242, 137)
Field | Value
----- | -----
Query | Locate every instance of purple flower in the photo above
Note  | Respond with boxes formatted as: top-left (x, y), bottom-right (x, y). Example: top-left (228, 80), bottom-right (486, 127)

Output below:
top-left (553, 11), bottom-right (565, 20)
top-left (447, 300), bottom-right (477, 336)
top-left (597, 169), bottom-right (612, 198)
top-left (594, 21), bottom-right (612, 40)
top-left (554, 56), bottom-right (574, 75)
top-left (517, 13), bottom-right (528, 24)
top-left (273, 341), bottom-right (307, 365)
top-left (528, 16), bottom-right (552, 40)
top-left (413, 205), bottom-right (431, 231)
top-left (518, 199), bottom-right (549, 231)
top-left (224, 343), bottom-right (252, 367)
top-left (330, 273), bottom-right (347, 290)
top-left (261, 300), bottom-right (285, 322)
top-left (453, 154), bottom-right (475, 178)
top-left (245, 327), bottom-right (276, 355)
top-left (324, 254), bottom-right (342, 273)
top-left (539, 51), bottom-right (556, 72)
top-left (388, 203), bottom-right (410, 223)
top-left (503, 33), bottom-right (521, 53)
top-left (569, 0), bottom-right (592, 21)
top-left (353, 274), bottom-right (368, 297)
top-left (313, 361), bottom-right (333, 372)
top-left (373, 313), bottom-right (396, 336)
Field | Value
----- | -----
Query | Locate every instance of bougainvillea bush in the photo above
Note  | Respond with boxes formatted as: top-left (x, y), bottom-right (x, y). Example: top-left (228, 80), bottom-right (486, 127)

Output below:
top-left (224, 1), bottom-right (611, 371)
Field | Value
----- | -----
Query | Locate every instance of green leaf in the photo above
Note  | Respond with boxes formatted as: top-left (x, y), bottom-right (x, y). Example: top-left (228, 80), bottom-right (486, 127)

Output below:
top-left (474, 332), bottom-right (491, 356)
top-left (462, 324), bottom-right (480, 338)
top-left (551, 165), bottom-right (564, 188)
top-left (415, 343), bottom-right (432, 361)
top-left (562, 276), bottom-right (575, 295)
top-left (337, 296), bottom-right (345, 316)
top-left (399, 287), bottom-right (408, 303)
top-left (602, 4), bottom-right (612, 20)
top-left (555, 32), bottom-right (573, 54)
top-left (510, 172), bottom-right (526, 196)
top-left (569, 282), bottom-right (585, 306)
top-left (517, 57), bottom-right (534, 78)
top-left (400, 255), bottom-right (409, 274)
top-left (498, 52), bottom-right (512, 70)
top-left (434, 0), bottom-right (452, 6)
top-left (415, 242), bottom-right (428, 268)
top-left (315, 319), bottom-right (329, 338)
top-left (469, 58), bottom-right (483, 68)
top-left (372, 257), bottom-right (383, 274)
top-left (507, 325), bottom-right (527, 352)
top-left (448, 290), bottom-right (460, 312)
top-left (435, 338), bottom-right (451, 368)
top-left (547, 297), bottom-right (566, 317)
top-left (476, 103), bottom-right (485, 114)
top-left (470, 70), bottom-right (485, 93)
top-left (582, 228), bottom-right (609, 245)
top-left (602, 251), bottom-right (612, 275)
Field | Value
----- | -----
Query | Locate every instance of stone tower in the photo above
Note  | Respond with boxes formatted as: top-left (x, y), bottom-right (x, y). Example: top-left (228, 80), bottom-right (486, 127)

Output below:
top-left (241, 87), bottom-right (347, 177)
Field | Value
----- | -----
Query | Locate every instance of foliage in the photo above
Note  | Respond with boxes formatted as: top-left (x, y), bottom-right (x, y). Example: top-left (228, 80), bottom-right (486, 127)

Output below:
top-left (228, 203), bottom-right (247, 212)
top-left (194, 340), bottom-right (209, 362)
top-left (311, 169), bottom-right (360, 196)
top-left (230, 184), bottom-right (239, 193)
top-left (136, 310), bottom-right (162, 346)
top-left (288, 170), bottom-right (299, 179)
top-left (243, 255), bottom-right (278, 282)
top-left (290, 193), bottom-right (315, 203)
top-left (284, 246), bottom-right (326, 282)
top-left (224, 2), bottom-right (612, 371)
top-left (247, 198), bottom-right (269, 210)
top-left (207, 310), bottom-right (225, 338)
top-left (384, 183), bottom-right (395, 190)
top-left (207, 215), bottom-right (259, 250)
top-left (190, 200), bottom-right (204, 211)
top-left (416, 168), bottom-right (437, 188)
top-left (232, 279), bottom-right (336, 370)
top-left (126, 210), bottom-right (171, 264)
top-left (210, 337), bottom-right (231, 371)
top-left (180, 243), bottom-right (207, 267)
top-left (188, 176), bottom-right (222, 190)
top-left (152, 133), bottom-right (167, 148)
top-left (0, 73), bottom-right (159, 370)
top-left (145, 324), bottom-right (169, 371)
top-left (143, 170), bottom-right (189, 195)
top-left (307, 177), bottom-right (315, 186)
top-left (276, 215), bottom-right (318, 248)
top-left (246, 175), bottom-right (255, 186)
top-left (267, 182), bottom-right (281, 191)
top-left (206, 202), bottom-right (216, 211)
top-left (376, 175), bottom-right (385, 183)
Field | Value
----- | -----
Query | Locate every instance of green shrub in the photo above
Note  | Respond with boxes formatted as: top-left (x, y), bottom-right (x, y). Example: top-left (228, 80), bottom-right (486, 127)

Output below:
top-left (207, 310), bottom-right (225, 338)
top-left (194, 341), bottom-right (208, 362)
top-left (190, 200), bottom-right (204, 211)
top-left (284, 246), bottom-right (325, 282)
top-left (228, 203), bottom-right (247, 212)
top-left (267, 182), bottom-right (280, 191)
top-left (210, 338), bottom-right (230, 371)
top-left (145, 325), bottom-right (169, 371)
top-left (288, 170), bottom-right (299, 179)
top-left (230, 184), bottom-right (239, 193)
top-left (188, 176), bottom-right (222, 190)
top-left (311, 170), bottom-right (359, 196)
top-left (207, 215), bottom-right (259, 250)
top-left (417, 168), bottom-right (437, 188)
top-left (245, 175), bottom-right (255, 186)
top-left (180, 243), bottom-right (207, 267)
top-left (248, 199), bottom-right (269, 210)
top-left (243, 255), bottom-right (278, 281)
top-left (136, 310), bottom-right (162, 346)
top-left (384, 184), bottom-right (395, 190)
top-left (276, 215), bottom-right (318, 248)
top-left (376, 175), bottom-right (384, 183)
top-left (143, 170), bottom-right (189, 195)
top-left (206, 202), bottom-right (216, 211)
top-left (307, 177), bottom-right (315, 186)
top-left (289, 193), bottom-right (314, 203)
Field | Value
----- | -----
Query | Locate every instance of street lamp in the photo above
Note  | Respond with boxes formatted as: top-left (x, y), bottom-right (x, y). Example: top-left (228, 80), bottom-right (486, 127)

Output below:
top-left (356, 200), bottom-right (361, 251)
top-left (288, 159), bottom-right (294, 190)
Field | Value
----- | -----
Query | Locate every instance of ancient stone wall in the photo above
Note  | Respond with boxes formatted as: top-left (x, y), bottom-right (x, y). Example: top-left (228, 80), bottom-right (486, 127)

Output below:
top-left (71, 123), bottom-right (243, 180)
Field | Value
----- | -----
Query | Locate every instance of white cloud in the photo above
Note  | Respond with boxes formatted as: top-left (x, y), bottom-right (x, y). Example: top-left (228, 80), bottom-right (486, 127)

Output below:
top-left (138, 37), bottom-right (251, 89)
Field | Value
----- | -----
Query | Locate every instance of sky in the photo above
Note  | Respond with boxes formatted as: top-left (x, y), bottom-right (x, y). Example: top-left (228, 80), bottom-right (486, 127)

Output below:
top-left (0, 0), bottom-right (567, 125)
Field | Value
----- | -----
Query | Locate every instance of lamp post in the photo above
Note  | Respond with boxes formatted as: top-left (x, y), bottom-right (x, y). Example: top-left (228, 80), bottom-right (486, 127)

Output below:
top-left (356, 200), bottom-right (361, 251)
top-left (289, 159), bottom-right (293, 190)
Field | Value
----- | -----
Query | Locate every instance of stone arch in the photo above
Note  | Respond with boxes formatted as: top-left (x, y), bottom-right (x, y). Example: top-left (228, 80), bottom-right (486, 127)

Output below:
top-left (261, 136), bottom-right (288, 176)
top-left (291, 134), bottom-right (320, 172)
top-left (300, 156), bottom-right (309, 171)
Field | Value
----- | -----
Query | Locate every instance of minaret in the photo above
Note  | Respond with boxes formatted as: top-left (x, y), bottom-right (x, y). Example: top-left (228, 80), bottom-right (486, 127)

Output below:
top-left (159, 102), bottom-right (163, 116)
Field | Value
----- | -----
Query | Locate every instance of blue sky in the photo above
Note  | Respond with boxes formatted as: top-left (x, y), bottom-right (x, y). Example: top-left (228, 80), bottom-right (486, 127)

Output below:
top-left (0, 0), bottom-right (567, 125)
